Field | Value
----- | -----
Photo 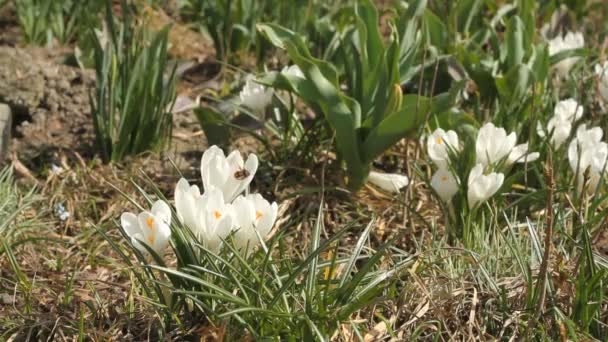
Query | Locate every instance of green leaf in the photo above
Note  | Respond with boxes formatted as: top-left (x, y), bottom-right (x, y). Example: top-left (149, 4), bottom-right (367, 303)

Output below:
top-left (502, 16), bottom-right (525, 70)
top-left (356, 0), bottom-right (384, 70)
top-left (361, 95), bottom-right (430, 162)
top-left (455, 0), bottom-right (483, 35)
top-left (194, 107), bottom-right (231, 148)
top-left (422, 9), bottom-right (447, 49)
top-left (528, 44), bottom-right (550, 83)
top-left (495, 64), bottom-right (533, 103)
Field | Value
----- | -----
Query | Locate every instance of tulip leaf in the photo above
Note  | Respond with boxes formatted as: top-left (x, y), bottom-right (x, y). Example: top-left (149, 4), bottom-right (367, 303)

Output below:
top-left (361, 95), bottom-right (430, 162)
top-left (422, 9), bottom-right (447, 49)
top-left (258, 23), bottom-right (369, 189)
top-left (194, 107), bottom-right (231, 149)
top-left (356, 0), bottom-right (383, 71)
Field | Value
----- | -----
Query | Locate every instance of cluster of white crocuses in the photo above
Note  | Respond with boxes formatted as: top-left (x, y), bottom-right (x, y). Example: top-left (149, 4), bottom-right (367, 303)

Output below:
top-left (121, 146), bottom-right (278, 256)
top-left (428, 123), bottom-right (539, 209)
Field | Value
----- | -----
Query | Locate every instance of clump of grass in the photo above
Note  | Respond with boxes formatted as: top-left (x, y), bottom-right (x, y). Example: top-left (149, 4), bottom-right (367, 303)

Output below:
top-left (14, 0), bottom-right (102, 45)
top-left (90, 0), bottom-right (177, 162)
top-left (0, 167), bottom-right (42, 337)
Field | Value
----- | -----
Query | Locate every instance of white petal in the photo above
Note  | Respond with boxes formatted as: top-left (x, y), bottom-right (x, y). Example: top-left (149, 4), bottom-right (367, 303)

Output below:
top-left (151, 200), bottom-right (171, 225)
top-left (120, 212), bottom-right (140, 239)
top-left (175, 178), bottom-right (199, 233)
top-left (201, 146), bottom-right (229, 193)
top-left (154, 222), bottom-right (172, 253)
top-left (367, 171), bottom-right (409, 193)
top-left (281, 65), bottom-right (304, 78)
top-left (508, 143), bottom-right (539, 164)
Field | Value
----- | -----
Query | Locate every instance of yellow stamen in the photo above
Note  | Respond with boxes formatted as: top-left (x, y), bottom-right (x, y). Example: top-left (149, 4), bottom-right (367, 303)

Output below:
top-left (146, 217), bottom-right (154, 229)
top-left (436, 137), bottom-right (443, 144)
top-left (214, 210), bottom-right (222, 219)
top-left (256, 211), bottom-right (263, 220)
top-left (441, 175), bottom-right (449, 182)
top-left (148, 233), bottom-right (155, 244)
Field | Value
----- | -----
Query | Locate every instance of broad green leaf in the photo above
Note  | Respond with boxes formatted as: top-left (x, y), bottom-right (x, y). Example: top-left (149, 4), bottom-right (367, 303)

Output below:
top-left (257, 23), bottom-right (339, 86)
top-left (194, 107), bottom-right (231, 148)
top-left (502, 16), bottom-right (525, 70)
top-left (422, 9), bottom-right (447, 49)
top-left (361, 95), bottom-right (430, 162)
top-left (356, 0), bottom-right (383, 69)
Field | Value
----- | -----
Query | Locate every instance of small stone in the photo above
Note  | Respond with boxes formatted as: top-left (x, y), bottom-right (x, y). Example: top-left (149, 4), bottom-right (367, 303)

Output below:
top-left (0, 103), bottom-right (11, 163)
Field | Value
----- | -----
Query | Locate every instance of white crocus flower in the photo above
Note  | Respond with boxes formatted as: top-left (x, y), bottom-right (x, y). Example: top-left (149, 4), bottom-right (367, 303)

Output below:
top-left (201, 145), bottom-right (258, 202)
top-left (571, 143), bottom-right (608, 193)
top-left (541, 98), bottom-right (584, 148)
top-left (567, 125), bottom-right (608, 193)
top-left (427, 128), bottom-right (460, 169)
top-left (367, 171), bottom-right (409, 193)
top-left (431, 168), bottom-right (460, 203)
top-left (595, 61), bottom-right (608, 103)
top-left (121, 200), bottom-right (172, 255)
top-left (570, 124), bottom-right (605, 172)
top-left (548, 31), bottom-right (584, 78)
top-left (476, 123), bottom-right (538, 167)
top-left (175, 178), bottom-right (234, 252)
top-left (467, 164), bottom-right (504, 208)
top-left (476, 123), bottom-right (516, 166)
top-left (553, 98), bottom-right (584, 122)
top-left (231, 194), bottom-right (278, 252)
top-left (281, 65), bottom-right (305, 79)
top-left (239, 76), bottom-right (274, 115)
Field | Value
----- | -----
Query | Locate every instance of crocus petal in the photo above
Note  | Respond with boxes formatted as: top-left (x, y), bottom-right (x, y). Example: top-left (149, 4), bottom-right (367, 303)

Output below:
top-left (230, 194), bottom-right (276, 253)
top-left (175, 178), bottom-right (200, 233)
top-left (367, 171), bottom-right (409, 193)
top-left (281, 65), bottom-right (304, 78)
top-left (121, 212), bottom-right (140, 239)
top-left (508, 143), bottom-right (539, 164)
top-left (151, 200), bottom-right (171, 225)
